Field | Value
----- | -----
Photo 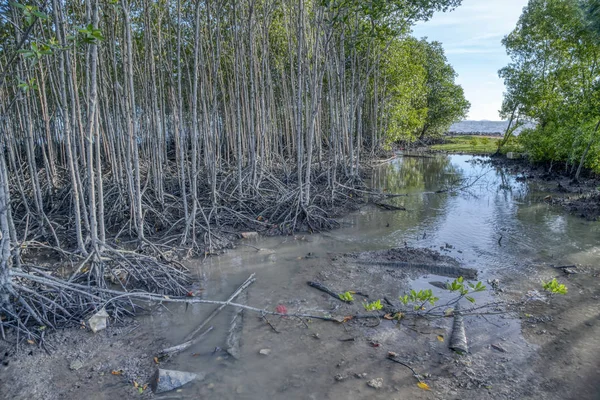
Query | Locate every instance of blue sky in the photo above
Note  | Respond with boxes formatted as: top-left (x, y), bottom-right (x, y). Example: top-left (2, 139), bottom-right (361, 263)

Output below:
top-left (412, 0), bottom-right (529, 121)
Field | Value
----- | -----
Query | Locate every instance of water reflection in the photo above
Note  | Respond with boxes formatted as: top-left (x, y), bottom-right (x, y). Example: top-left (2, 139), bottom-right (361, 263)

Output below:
top-left (151, 153), bottom-right (599, 399)
top-left (338, 154), bottom-right (599, 282)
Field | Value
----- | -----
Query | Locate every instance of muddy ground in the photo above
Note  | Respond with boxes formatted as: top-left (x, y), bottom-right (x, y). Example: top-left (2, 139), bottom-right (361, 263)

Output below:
top-left (1, 246), bottom-right (598, 400)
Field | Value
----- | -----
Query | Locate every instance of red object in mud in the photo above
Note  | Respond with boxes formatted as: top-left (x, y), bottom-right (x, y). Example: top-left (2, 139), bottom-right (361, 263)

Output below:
top-left (275, 304), bottom-right (288, 314)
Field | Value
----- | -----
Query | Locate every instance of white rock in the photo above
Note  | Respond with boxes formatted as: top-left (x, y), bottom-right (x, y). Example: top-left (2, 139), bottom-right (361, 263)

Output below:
top-left (241, 232), bottom-right (258, 239)
top-left (259, 348), bottom-right (271, 356)
top-left (69, 359), bottom-right (84, 371)
top-left (87, 308), bottom-right (109, 333)
top-left (367, 378), bottom-right (383, 389)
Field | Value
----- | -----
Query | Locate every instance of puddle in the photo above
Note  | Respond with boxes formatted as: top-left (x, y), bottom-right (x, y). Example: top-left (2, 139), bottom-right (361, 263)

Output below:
top-left (146, 154), bottom-right (599, 399)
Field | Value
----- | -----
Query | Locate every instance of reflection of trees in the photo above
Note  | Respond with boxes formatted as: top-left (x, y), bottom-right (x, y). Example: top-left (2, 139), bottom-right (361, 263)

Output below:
top-left (372, 155), bottom-right (462, 193)
top-left (369, 155), bottom-right (463, 227)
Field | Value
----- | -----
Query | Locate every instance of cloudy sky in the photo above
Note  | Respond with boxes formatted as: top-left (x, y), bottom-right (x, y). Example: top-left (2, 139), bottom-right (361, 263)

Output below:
top-left (412, 0), bottom-right (529, 121)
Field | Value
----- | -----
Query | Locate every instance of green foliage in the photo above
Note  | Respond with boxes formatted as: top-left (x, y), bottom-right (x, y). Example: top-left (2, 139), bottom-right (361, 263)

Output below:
top-left (430, 136), bottom-right (501, 154)
top-left (17, 78), bottom-right (37, 92)
top-left (446, 277), bottom-right (486, 303)
top-left (363, 299), bottom-right (384, 311)
top-left (77, 24), bottom-right (105, 44)
top-left (419, 41), bottom-right (470, 139)
top-left (11, 2), bottom-right (48, 26)
top-left (380, 37), bottom-right (469, 143)
top-left (500, 0), bottom-right (600, 172)
top-left (399, 289), bottom-right (440, 310)
top-left (583, 0), bottom-right (600, 35)
top-left (542, 278), bottom-right (568, 295)
top-left (17, 42), bottom-right (52, 62)
top-left (339, 291), bottom-right (354, 302)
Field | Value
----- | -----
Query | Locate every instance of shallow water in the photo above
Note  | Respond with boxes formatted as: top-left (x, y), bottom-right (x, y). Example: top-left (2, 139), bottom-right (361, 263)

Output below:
top-left (150, 154), bottom-right (599, 399)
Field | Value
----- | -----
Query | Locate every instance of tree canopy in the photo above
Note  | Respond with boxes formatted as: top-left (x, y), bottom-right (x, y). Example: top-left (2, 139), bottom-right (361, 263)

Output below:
top-left (500, 0), bottom-right (600, 175)
top-left (0, 0), bottom-right (469, 328)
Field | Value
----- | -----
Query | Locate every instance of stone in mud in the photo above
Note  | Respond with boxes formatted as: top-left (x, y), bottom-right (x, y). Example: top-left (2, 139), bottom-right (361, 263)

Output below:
top-left (69, 359), bottom-right (84, 371)
top-left (240, 232), bottom-right (258, 239)
top-left (491, 343), bottom-right (507, 353)
top-left (367, 378), bottom-right (383, 389)
top-left (259, 349), bottom-right (271, 356)
top-left (150, 368), bottom-right (198, 394)
top-left (87, 308), bottom-right (109, 333)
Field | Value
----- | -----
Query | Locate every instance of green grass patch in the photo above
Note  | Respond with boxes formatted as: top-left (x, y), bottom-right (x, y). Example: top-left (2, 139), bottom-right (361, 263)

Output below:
top-left (431, 135), bottom-right (502, 155)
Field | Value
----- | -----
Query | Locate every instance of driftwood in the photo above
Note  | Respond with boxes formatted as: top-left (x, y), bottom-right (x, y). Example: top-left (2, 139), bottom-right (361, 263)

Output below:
top-left (353, 260), bottom-right (478, 280)
top-left (157, 274), bottom-right (255, 358)
top-left (449, 302), bottom-right (468, 354)
top-left (183, 274), bottom-right (256, 342)
top-left (158, 326), bottom-right (214, 358)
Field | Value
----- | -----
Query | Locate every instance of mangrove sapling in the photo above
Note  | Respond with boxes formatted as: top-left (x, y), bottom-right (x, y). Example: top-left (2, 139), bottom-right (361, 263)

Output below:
top-left (338, 291), bottom-right (355, 303)
top-left (398, 277), bottom-right (487, 317)
top-left (362, 299), bottom-right (383, 311)
top-left (542, 278), bottom-right (568, 295)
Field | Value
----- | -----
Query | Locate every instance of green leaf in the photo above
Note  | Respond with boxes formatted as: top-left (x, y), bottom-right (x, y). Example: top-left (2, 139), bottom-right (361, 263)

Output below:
top-left (466, 296), bottom-right (475, 303)
top-left (31, 10), bottom-right (48, 19)
top-left (11, 1), bottom-right (26, 9)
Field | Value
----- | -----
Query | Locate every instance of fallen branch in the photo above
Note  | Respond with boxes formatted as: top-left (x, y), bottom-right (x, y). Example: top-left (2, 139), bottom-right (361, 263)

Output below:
top-left (157, 326), bottom-right (214, 358)
top-left (156, 274), bottom-right (255, 358)
top-left (183, 273), bottom-right (256, 342)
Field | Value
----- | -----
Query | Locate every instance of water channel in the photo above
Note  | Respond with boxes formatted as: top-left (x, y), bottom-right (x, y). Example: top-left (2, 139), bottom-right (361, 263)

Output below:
top-left (148, 154), bottom-right (599, 399)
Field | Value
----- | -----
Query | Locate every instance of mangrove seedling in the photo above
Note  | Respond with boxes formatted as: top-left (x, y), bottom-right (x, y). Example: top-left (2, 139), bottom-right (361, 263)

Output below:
top-left (363, 299), bottom-right (383, 311)
top-left (542, 278), bottom-right (568, 295)
top-left (339, 291), bottom-right (354, 302)
top-left (399, 289), bottom-right (440, 310)
top-left (447, 277), bottom-right (486, 303)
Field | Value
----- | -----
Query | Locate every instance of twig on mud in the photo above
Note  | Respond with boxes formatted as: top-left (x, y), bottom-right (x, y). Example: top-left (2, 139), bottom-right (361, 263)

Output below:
top-left (262, 313), bottom-right (280, 334)
top-left (307, 281), bottom-right (351, 303)
top-left (387, 353), bottom-right (423, 382)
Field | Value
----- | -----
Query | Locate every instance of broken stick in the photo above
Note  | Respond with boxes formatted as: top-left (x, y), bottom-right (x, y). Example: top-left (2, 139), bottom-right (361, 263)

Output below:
top-left (183, 273), bottom-right (256, 342)
top-left (158, 326), bottom-right (214, 358)
top-left (158, 274), bottom-right (256, 358)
